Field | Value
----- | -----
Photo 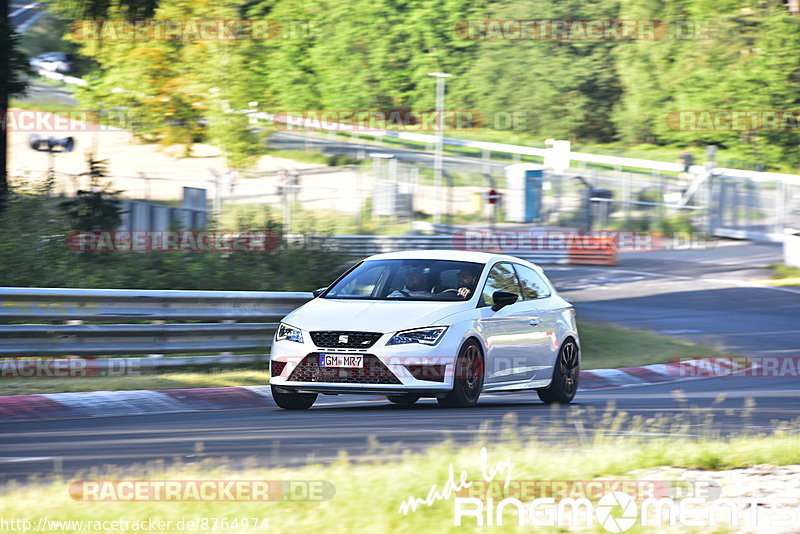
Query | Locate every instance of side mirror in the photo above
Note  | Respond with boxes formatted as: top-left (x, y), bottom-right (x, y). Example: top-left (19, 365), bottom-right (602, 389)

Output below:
top-left (491, 291), bottom-right (518, 312)
top-left (312, 287), bottom-right (327, 298)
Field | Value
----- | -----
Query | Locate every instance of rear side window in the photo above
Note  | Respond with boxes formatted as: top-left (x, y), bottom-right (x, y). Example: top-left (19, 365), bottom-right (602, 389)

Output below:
top-left (480, 262), bottom-right (522, 306)
top-left (514, 264), bottom-right (552, 300)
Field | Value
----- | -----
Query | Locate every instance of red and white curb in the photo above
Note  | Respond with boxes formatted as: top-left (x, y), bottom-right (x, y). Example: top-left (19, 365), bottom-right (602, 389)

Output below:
top-left (580, 358), bottom-right (755, 390)
top-left (0, 386), bottom-right (274, 421)
top-left (0, 359), bottom-right (753, 421)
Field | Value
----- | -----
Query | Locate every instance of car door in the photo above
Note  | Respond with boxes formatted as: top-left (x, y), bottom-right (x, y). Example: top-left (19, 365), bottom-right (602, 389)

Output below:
top-left (512, 263), bottom-right (560, 378)
top-left (477, 262), bottom-right (550, 384)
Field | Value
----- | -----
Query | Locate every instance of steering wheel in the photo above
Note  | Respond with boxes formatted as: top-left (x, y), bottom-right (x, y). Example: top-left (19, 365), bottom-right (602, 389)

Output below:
top-left (388, 287), bottom-right (410, 297)
top-left (442, 288), bottom-right (459, 293)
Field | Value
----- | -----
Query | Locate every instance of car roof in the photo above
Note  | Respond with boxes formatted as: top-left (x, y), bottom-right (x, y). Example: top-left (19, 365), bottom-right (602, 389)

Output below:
top-left (363, 249), bottom-right (544, 271)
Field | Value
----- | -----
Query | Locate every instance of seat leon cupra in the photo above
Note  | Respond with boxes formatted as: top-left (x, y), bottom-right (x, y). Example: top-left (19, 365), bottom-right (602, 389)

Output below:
top-left (269, 250), bottom-right (580, 410)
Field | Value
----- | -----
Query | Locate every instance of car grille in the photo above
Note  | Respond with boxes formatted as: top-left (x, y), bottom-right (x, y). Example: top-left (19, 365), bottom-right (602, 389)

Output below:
top-left (288, 353), bottom-right (402, 384)
top-left (310, 331), bottom-right (383, 349)
top-left (270, 360), bottom-right (287, 377)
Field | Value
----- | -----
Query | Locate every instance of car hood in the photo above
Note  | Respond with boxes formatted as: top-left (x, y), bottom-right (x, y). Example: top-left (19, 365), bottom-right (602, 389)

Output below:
top-left (282, 298), bottom-right (474, 333)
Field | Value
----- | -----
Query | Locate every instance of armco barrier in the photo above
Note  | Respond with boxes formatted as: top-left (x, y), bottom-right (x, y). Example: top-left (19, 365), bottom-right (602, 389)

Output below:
top-left (0, 288), bottom-right (312, 360)
top-left (0, 287), bottom-right (310, 321)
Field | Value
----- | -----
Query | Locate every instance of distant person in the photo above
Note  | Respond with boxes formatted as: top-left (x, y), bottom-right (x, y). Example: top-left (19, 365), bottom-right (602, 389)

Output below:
top-left (679, 150), bottom-right (694, 173)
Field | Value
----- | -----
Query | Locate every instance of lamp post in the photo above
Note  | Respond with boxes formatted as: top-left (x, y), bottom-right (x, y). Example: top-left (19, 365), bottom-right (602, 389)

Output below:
top-left (428, 72), bottom-right (451, 224)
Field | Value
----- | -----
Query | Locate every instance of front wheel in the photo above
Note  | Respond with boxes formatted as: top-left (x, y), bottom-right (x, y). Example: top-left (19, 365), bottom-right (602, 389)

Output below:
top-left (438, 340), bottom-right (484, 408)
top-left (537, 339), bottom-right (579, 404)
top-left (271, 385), bottom-right (317, 410)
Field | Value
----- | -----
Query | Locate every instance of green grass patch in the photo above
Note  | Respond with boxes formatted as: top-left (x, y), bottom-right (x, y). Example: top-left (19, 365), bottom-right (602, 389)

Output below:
top-left (0, 370), bottom-right (269, 396)
top-left (2, 421), bottom-right (798, 533)
top-left (266, 148), bottom-right (362, 167)
top-left (578, 321), bottom-right (724, 370)
top-left (770, 262), bottom-right (800, 280)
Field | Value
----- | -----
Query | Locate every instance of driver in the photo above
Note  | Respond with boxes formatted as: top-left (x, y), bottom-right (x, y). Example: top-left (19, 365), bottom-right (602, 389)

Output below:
top-left (389, 267), bottom-right (431, 297)
top-left (455, 267), bottom-right (479, 298)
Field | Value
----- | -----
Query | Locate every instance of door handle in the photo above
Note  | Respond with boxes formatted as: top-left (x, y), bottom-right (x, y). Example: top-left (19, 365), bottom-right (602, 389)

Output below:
top-left (529, 318), bottom-right (540, 326)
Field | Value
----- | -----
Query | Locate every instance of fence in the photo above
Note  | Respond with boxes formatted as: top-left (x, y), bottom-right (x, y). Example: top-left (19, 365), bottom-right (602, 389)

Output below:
top-left (13, 96), bottom-right (800, 241)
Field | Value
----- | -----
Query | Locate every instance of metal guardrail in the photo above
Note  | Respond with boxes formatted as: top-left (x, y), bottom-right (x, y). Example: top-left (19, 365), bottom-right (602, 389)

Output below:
top-left (0, 287), bottom-right (311, 321)
top-left (0, 288), bottom-right (312, 361)
top-left (0, 323), bottom-right (278, 356)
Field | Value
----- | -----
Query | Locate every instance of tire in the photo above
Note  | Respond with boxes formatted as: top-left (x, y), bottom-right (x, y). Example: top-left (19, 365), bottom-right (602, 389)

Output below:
top-left (437, 340), bottom-right (484, 408)
top-left (271, 385), bottom-right (317, 410)
top-left (537, 338), bottom-right (579, 404)
top-left (386, 394), bottom-right (420, 405)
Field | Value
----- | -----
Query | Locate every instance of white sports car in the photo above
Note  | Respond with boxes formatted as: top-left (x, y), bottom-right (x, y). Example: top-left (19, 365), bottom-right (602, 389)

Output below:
top-left (269, 250), bottom-right (580, 410)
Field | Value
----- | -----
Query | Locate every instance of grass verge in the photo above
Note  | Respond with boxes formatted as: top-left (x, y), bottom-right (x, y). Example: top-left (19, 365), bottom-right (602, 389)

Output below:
top-left (1, 419), bottom-right (798, 533)
top-left (761, 263), bottom-right (800, 288)
top-left (578, 320), bottom-right (723, 370)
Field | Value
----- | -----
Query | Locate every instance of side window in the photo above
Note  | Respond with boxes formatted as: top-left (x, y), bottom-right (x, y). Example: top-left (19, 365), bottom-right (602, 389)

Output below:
top-left (481, 263), bottom-right (522, 307)
top-left (514, 264), bottom-right (552, 300)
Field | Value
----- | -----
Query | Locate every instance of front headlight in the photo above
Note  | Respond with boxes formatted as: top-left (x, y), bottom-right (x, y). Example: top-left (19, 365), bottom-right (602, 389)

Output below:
top-left (276, 322), bottom-right (304, 343)
top-left (386, 326), bottom-right (448, 346)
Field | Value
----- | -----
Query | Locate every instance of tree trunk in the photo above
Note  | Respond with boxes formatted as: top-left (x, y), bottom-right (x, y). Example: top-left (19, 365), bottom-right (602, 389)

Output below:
top-left (0, 0), bottom-right (10, 211)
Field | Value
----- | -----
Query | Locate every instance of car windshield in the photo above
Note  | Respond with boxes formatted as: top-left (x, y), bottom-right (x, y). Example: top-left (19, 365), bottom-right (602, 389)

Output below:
top-left (323, 259), bottom-right (484, 301)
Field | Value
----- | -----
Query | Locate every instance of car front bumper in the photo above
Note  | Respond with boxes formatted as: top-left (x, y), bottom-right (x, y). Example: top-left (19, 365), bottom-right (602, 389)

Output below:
top-left (269, 332), bottom-right (463, 395)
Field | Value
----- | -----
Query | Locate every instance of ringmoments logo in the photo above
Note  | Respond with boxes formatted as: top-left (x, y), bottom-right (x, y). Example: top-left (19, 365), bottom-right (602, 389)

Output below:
top-left (453, 491), bottom-right (800, 530)
top-left (595, 492), bottom-right (638, 532)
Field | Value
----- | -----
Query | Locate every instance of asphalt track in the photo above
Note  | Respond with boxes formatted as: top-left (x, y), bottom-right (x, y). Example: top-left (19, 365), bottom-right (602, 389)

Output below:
top-left (1, 243), bottom-right (799, 482)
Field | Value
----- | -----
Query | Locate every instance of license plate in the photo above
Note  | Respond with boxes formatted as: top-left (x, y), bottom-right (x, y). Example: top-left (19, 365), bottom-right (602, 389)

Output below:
top-left (318, 354), bottom-right (363, 368)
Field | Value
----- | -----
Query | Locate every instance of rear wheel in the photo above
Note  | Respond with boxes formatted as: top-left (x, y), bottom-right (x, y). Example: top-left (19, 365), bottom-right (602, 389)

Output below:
top-left (438, 340), bottom-right (484, 408)
top-left (537, 339), bottom-right (579, 404)
top-left (271, 385), bottom-right (317, 410)
top-left (386, 394), bottom-right (420, 405)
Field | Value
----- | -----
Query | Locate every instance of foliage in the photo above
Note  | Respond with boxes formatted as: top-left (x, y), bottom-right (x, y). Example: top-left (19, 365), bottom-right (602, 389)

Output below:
top-left (0, 179), bottom-right (351, 290)
top-left (59, 155), bottom-right (123, 230)
top-left (47, 0), bottom-right (800, 170)
top-left (0, 20), bottom-right (31, 99)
